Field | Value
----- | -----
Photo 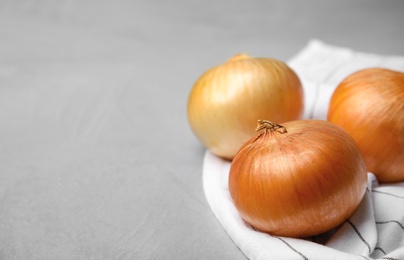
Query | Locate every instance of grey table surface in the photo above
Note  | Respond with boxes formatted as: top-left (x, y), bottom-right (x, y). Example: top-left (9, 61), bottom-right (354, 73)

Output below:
top-left (1, 1), bottom-right (403, 259)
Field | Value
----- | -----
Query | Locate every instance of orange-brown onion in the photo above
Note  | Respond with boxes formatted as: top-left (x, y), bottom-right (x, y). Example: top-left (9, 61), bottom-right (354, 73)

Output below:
top-left (229, 120), bottom-right (368, 238)
top-left (328, 68), bottom-right (404, 183)
top-left (187, 54), bottom-right (304, 160)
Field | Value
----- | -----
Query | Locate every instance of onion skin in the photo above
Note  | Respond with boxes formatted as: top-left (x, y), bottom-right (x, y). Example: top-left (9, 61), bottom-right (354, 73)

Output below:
top-left (229, 120), bottom-right (367, 238)
top-left (187, 54), bottom-right (304, 160)
top-left (327, 68), bottom-right (404, 183)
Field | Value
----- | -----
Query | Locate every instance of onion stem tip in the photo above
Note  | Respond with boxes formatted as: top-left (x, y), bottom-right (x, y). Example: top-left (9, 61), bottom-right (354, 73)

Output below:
top-left (256, 119), bottom-right (287, 134)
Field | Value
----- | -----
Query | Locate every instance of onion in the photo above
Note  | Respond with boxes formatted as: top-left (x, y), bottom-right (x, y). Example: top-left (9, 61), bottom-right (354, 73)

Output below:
top-left (327, 68), bottom-right (404, 183)
top-left (187, 54), bottom-right (304, 160)
top-left (229, 119), bottom-right (368, 238)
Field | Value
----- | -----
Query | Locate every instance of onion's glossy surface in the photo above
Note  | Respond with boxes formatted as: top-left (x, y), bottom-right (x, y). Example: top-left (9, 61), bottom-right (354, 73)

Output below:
top-left (187, 54), bottom-right (304, 160)
top-left (229, 120), bottom-right (367, 238)
top-left (328, 68), bottom-right (404, 183)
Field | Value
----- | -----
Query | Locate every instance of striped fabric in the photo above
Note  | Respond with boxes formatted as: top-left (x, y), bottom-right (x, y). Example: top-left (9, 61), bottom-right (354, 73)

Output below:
top-left (202, 40), bottom-right (404, 260)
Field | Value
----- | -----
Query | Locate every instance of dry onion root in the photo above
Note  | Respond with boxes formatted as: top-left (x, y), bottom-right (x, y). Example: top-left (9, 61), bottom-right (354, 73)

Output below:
top-left (187, 54), bottom-right (304, 160)
top-left (229, 119), bottom-right (368, 238)
top-left (328, 68), bottom-right (404, 183)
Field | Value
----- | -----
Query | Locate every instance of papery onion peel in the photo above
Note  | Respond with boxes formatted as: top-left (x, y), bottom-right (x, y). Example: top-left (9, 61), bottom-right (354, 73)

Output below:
top-left (187, 54), bottom-right (304, 160)
top-left (328, 68), bottom-right (404, 183)
top-left (229, 119), bottom-right (368, 238)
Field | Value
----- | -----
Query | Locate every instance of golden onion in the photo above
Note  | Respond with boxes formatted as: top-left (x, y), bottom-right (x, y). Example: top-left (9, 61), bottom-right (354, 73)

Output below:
top-left (187, 54), bottom-right (304, 160)
top-left (328, 68), bottom-right (404, 183)
top-left (229, 120), bottom-right (368, 238)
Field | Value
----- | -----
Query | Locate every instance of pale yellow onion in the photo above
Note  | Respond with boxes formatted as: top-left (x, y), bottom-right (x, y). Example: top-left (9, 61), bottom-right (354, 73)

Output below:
top-left (187, 54), bottom-right (304, 160)
top-left (229, 120), bottom-right (368, 238)
top-left (328, 68), bottom-right (404, 183)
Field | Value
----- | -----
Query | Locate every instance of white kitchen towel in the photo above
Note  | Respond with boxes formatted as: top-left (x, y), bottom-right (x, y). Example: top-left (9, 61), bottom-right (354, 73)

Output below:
top-left (202, 40), bottom-right (404, 260)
